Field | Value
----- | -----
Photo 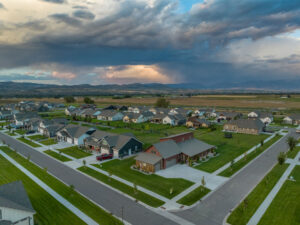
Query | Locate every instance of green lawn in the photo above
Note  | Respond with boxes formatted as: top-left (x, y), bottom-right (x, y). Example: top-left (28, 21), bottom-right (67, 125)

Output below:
top-left (15, 129), bottom-right (27, 135)
top-left (57, 146), bottom-right (92, 159)
top-left (96, 157), bottom-right (194, 199)
top-left (0, 151), bottom-right (86, 225)
top-left (227, 164), bottom-right (289, 225)
top-left (219, 135), bottom-right (282, 177)
top-left (0, 146), bottom-right (122, 225)
top-left (40, 138), bottom-right (58, 146)
top-left (44, 150), bottom-right (71, 162)
top-left (177, 186), bottom-right (210, 206)
top-left (287, 147), bottom-right (300, 159)
top-left (258, 166), bottom-right (300, 225)
top-left (194, 128), bottom-right (269, 172)
top-left (28, 134), bottom-right (46, 141)
top-left (5, 131), bottom-right (16, 136)
top-left (78, 166), bottom-right (165, 207)
top-left (17, 137), bottom-right (42, 147)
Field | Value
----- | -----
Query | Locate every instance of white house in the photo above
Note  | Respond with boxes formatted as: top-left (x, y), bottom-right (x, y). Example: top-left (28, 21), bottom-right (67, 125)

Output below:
top-left (0, 181), bottom-right (35, 225)
top-left (163, 114), bottom-right (186, 126)
top-left (248, 111), bottom-right (273, 124)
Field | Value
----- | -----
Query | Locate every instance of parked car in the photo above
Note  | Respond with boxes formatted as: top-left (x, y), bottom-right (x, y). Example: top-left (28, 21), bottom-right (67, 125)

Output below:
top-left (96, 154), bottom-right (113, 161)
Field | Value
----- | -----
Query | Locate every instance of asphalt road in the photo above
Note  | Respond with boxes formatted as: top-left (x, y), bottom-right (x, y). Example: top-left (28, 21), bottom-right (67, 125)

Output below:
top-left (173, 130), bottom-right (300, 225)
top-left (0, 132), bottom-right (176, 225)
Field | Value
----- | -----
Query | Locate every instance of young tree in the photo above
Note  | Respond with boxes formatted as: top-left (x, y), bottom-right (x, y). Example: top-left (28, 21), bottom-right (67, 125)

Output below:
top-left (83, 96), bottom-right (94, 104)
top-left (230, 159), bottom-right (235, 171)
top-left (277, 152), bottom-right (286, 165)
top-left (287, 137), bottom-right (297, 151)
top-left (201, 176), bottom-right (206, 192)
top-left (169, 187), bottom-right (174, 195)
top-left (82, 159), bottom-right (86, 168)
top-left (155, 98), bottom-right (170, 108)
top-left (64, 96), bottom-right (76, 103)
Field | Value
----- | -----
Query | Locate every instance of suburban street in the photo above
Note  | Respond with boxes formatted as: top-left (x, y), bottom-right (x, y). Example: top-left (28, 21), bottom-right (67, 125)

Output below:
top-left (173, 129), bottom-right (300, 225)
top-left (0, 132), bottom-right (177, 225)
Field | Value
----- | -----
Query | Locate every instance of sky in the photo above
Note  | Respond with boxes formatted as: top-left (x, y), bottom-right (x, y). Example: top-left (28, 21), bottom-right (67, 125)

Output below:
top-left (0, 0), bottom-right (300, 85)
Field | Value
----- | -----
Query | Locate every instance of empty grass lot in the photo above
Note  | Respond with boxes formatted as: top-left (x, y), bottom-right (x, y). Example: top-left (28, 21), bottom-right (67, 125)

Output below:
top-left (78, 166), bottom-right (165, 207)
top-left (56, 146), bottom-right (92, 159)
top-left (96, 157), bottom-right (194, 199)
top-left (219, 134), bottom-right (283, 177)
top-left (28, 134), bottom-right (46, 141)
top-left (40, 138), bottom-right (58, 145)
top-left (258, 166), bottom-right (300, 225)
top-left (177, 186), bottom-right (210, 206)
top-left (227, 164), bottom-right (289, 225)
top-left (194, 128), bottom-right (268, 173)
top-left (0, 146), bottom-right (122, 225)
top-left (0, 152), bottom-right (85, 225)
top-left (44, 150), bottom-right (71, 162)
top-left (17, 137), bottom-right (41, 147)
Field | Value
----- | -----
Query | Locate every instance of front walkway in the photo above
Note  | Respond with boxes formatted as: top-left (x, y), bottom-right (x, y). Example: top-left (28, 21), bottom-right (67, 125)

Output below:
top-left (247, 151), bottom-right (300, 225)
top-left (0, 145), bottom-right (99, 225)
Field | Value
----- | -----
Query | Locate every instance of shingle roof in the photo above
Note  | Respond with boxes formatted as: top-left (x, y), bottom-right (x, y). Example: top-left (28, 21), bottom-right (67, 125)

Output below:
top-left (0, 181), bottom-right (35, 213)
top-left (227, 119), bottom-right (265, 130)
top-left (135, 152), bottom-right (162, 165)
top-left (62, 124), bottom-right (94, 138)
top-left (178, 139), bottom-right (215, 157)
top-left (104, 135), bottom-right (140, 150)
top-left (153, 140), bottom-right (181, 158)
top-left (289, 114), bottom-right (300, 120)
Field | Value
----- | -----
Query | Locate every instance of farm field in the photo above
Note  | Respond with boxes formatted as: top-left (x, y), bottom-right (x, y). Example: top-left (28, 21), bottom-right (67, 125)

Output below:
top-left (0, 146), bottom-right (122, 225)
top-left (96, 157), bottom-right (194, 199)
top-left (258, 166), bottom-right (300, 225)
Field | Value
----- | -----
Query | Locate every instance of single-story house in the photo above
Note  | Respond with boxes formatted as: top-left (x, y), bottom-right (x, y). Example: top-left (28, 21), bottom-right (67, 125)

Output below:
top-left (150, 113), bottom-right (166, 124)
top-left (186, 117), bottom-right (210, 128)
top-left (217, 112), bottom-right (242, 121)
top-left (248, 111), bottom-right (273, 124)
top-left (223, 118), bottom-right (265, 135)
top-left (135, 132), bottom-right (215, 173)
top-left (13, 112), bottom-right (40, 129)
top-left (163, 114), bottom-right (186, 126)
top-left (97, 110), bottom-right (124, 121)
top-left (0, 110), bottom-right (12, 120)
top-left (283, 114), bottom-right (300, 125)
top-left (123, 113), bottom-right (146, 123)
top-left (0, 181), bottom-right (35, 225)
top-left (56, 124), bottom-right (96, 145)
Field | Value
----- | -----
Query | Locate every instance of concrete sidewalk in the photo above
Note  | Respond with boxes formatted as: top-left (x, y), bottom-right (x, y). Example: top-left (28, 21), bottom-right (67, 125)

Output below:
top-left (247, 151), bottom-right (300, 225)
top-left (0, 145), bottom-right (98, 225)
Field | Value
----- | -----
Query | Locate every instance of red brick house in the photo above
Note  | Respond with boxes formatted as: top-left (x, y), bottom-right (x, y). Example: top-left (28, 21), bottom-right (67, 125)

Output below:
top-left (135, 132), bottom-right (215, 173)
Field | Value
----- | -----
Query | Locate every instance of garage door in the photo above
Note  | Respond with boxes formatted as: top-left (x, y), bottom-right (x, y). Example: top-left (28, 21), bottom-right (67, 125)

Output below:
top-left (154, 162), bottom-right (161, 172)
top-left (166, 158), bottom-right (176, 168)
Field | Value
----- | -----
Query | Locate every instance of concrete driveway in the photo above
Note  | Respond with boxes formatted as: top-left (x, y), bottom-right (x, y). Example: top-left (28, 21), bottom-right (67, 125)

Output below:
top-left (156, 164), bottom-right (228, 190)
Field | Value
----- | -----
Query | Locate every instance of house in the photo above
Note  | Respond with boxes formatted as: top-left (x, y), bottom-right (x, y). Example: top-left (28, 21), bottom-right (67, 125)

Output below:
top-left (149, 107), bottom-right (169, 115)
top-left (168, 108), bottom-right (191, 116)
top-left (192, 108), bottom-right (207, 117)
top-left (38, 119), bottom-right (67, 138)
top-left (0, 110), bottom-right (12, 120)
top-left (248, 111), bottom-right (273, 124)
top-left (56, 125), bottom-right (96, 145)
top-left (0, 181), bottom-right (35, 225)
top-left (123, 113), bottom-right (147, 123)
top-left (186, 117), bottom-right (210, 128)
top-left (84, 130), bottom-right (143, 158)
top-left (217, 112), bottom-right (242, 121)
top-left (65, 106), bottom-right (77, 116)
top-left (283, 114), bottom-right (300, 125)
top-left (135, 132), bottom-right (215, 173)
top-left (150, 114), bottom-right (166, 124)
top-left (163, 114), bottom-right (186, 126)
top-left (97, 110), bottom-right (124, 121)
top-left (223, 119), bottom-right (265, 135)
top-left (13, 112), bottom-right (40, 129)
top-left (204, 109), bottom-right (218, 118)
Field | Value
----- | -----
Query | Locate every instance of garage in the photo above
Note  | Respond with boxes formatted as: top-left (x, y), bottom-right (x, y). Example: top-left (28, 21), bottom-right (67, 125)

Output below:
top-left (166, 158), bottom-right (177, 168)
top-left (154, 162), bottom-right (161, 171)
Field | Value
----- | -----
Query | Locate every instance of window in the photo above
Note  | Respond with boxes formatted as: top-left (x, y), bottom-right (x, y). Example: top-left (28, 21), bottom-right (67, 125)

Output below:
top-left (0, 209), bottom-right (2, 219)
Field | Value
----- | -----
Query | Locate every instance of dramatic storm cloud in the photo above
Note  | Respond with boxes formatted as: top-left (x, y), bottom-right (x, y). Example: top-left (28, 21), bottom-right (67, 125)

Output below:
top-left (0, 0), bottom-right (300, 85)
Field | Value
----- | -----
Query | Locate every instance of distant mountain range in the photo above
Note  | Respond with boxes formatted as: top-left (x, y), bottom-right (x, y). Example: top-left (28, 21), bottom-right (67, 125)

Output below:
top-left (0, 80), bottom-right (299, 97)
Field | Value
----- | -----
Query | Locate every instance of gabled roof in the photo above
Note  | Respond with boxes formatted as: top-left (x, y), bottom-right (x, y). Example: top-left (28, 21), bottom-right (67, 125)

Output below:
top-left (0, 181), bottom-right (35, 213)
top-left (227, 118), bottom-right (265, 130)
top-left (178, 139), bottom-right (215, 157)
top-left (99, 110), bottom-right (122, 117)
top-left (135, 152), bottom-right (162, 165)
top-left (153, 140), bottom-right (181, 158)
top-left (289, 114), bottom-right (300, 120)
top-left (60, 124), bottom-right (94, 138)
top-left (103, 134), bottom-right (140, 150)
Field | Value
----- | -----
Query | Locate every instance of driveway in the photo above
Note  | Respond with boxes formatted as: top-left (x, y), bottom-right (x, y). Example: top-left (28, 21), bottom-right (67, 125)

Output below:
top-left (156, 164), bottom-right (228, 190)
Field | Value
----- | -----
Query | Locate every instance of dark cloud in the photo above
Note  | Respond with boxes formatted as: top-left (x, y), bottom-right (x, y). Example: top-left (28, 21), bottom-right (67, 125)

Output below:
top-left (40, 0), bottom-right (66, 3)
top-left (49, 13), bottom-right (82, 26)
top-left (73, 10), bottom-right (95, 20)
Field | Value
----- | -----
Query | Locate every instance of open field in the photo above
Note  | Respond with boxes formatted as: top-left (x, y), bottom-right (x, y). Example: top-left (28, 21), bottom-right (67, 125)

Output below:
top-left (194, 128), bottom-right (268, 172)
top-left (0, 150), bottom-right (86, 225)
top-left (258, 166), bottom-right (300, 225)
top-left (0, 146), bottom-right (122, 225)
top-left (2, 94), bottom-right (300, 110)
top-left (219, 134), bottom-right (282, 177)
top-left (78, 166), bottom-right (165, 207)
top-left (44, 150), bottom-right (71, 162)
top-left (17, 137), bottom-right (42, 147)
top-left (56, 146), bottom-right (92, 159)
top-left (227, 164), bottom-right (289, 225)
top-left (177, 186), bottom-right (210, 206)
top-left (96, 157), bottom-right (194, 199)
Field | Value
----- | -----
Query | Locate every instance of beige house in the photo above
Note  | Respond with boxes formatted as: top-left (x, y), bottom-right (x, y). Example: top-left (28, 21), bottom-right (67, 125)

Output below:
top-left (224, 119), bottom-right (265, 135)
